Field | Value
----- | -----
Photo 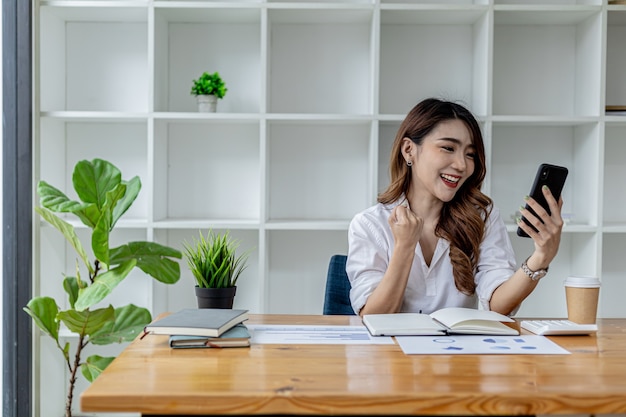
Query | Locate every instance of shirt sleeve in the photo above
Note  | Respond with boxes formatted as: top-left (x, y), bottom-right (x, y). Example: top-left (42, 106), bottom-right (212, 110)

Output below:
top-left (475, 206), bottom-right (518, 312)
top-left (345, 208), bottom-right (392, 315)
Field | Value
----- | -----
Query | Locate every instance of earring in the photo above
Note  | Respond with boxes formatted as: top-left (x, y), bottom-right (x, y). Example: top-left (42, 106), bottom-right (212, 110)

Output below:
top-left (406, 160), bottom-right (413, 167)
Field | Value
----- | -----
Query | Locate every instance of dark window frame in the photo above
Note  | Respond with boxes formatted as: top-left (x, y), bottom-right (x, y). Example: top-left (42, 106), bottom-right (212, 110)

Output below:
top-left (3, 1), bottom-right (33, 416)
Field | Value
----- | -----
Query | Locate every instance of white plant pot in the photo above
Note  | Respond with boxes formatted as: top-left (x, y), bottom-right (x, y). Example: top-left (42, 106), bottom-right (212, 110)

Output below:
top-left (197, 95), bottom-right (218, 112)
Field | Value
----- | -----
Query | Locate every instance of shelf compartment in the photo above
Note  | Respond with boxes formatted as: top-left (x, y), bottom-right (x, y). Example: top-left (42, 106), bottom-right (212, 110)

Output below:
top-left (603, 125), bottom-right (626, 225)
top-left (380, 8), bottom-right (490, 116)
top-left (154, 228), bottom-right (261, 313)
top-left (493, 8), bottom-right (602, 117)
top-left (268, 8), bottom-right (373, 114)
top-left (38, 118), bottom-right (149, 220)
top-left (153, 6), bottom-right (262, 113)
top-left (267, 121), bottom-right (371, 221)
top-left (39, 5), bottom-right (148, 112)
top-left (601, 234), bottom-right (626, 317)
top-left (494, 1), bottom-right (602, 5)
top-left (606, 11), bottom-right (626, 111)
top-left (153, 119), bottom-right (261, 221)
top-left (267, 230), bottom-right (348, 314)
top-left (490, 122), bottom-right (600, 230)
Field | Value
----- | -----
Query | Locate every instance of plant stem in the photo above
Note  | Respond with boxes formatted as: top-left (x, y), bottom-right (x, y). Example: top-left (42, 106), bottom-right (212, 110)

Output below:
top-left (66, 334), bottom-right (86, 417)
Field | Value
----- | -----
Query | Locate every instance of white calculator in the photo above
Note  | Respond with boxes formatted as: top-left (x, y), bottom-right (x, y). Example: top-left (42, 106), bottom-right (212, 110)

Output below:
top-left (520, 319), bottom-right (598, 336)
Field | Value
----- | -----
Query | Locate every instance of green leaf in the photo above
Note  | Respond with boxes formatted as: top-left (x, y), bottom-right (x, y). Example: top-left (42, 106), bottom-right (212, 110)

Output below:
top-left (112, 176), bottom-right (141, 227)
top-left (58, 305), bottom-right (115, 335)
top-left (36, 179), bottom-right (102, 229)
top-left (63, 276), bottom-right (88, 309)
top-left (91, 182), bottom-right (127, 265)
top-left (73, 159), bottom-right (122, 209)
top-left (23, 297), bottom-right (60, 341)
top-left (90, 304), bottom-right (152, 345)
top-left (62, 342), bottom-right (70, 362)
top-left (37, 180), bottom-right (91, 214)
top-left (34, 206), bottom-right (94, 275)
top-left (109, 242), bottom-right (182, 284)
top-left (74, 260), bottom-right (137, 311)
top-left (81, 355), bottom-right (115, 383)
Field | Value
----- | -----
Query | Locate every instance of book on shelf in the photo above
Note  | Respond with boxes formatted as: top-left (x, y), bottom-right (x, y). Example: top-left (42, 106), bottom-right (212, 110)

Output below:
top-left (363, 307), bottom-right (519, 336)
top-left (169, 323), bottom-right (251, 348)
top-left (144, 308), bottom-right (248, 338)
top-left (606, 105), bottom-right (626, 115)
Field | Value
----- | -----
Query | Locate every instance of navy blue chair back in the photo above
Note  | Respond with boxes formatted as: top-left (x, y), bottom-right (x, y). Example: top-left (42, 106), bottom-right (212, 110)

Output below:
top-left (323, 254), bottom-right (356, 315)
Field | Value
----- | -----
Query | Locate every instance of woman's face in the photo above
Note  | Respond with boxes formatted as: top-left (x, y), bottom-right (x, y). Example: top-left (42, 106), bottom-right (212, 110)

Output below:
top-left (405, 119), bottom-right (476, 203)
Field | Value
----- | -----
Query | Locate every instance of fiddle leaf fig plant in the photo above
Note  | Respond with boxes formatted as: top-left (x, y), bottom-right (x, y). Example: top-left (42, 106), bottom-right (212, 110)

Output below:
top-left (23, 158), bottom-right (182, 417)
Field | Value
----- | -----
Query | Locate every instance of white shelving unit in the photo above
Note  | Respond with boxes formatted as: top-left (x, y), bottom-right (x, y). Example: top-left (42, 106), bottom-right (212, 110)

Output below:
top-left (33, 1), bottom-right (626, 415)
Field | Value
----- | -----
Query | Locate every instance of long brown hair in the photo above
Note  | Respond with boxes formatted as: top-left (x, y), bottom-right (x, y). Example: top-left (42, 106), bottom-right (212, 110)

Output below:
top-left (378, 98), bottom-right (492, 295)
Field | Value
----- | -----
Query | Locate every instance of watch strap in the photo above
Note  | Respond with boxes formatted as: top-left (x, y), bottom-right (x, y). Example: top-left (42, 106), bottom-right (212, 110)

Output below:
top-left (521, 256), bottom-right (549, 281)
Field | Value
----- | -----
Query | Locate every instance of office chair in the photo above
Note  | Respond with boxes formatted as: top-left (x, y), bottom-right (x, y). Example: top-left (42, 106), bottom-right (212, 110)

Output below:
top-left (323, 254), bottom-right (356, 315)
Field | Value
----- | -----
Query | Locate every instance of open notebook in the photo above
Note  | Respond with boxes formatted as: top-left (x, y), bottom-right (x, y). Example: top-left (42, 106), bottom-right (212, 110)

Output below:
top-left (363, 307), bottom-right (518, 336)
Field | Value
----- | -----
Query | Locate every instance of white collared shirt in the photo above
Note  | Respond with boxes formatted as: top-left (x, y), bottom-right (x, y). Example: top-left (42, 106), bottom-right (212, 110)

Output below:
top-left (346, 200), bottom-right (517, 315)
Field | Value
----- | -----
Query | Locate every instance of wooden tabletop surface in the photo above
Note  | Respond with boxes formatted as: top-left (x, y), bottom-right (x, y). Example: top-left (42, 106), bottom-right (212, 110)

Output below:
top-left (80, 315), bottom-right (626, 416)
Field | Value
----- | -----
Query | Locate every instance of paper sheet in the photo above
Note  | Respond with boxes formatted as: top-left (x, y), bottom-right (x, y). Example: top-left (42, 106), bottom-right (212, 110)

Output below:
top-left (247, 324), bottom-right (394, 345)
top-left (396, 334), bottom-right (570, 354)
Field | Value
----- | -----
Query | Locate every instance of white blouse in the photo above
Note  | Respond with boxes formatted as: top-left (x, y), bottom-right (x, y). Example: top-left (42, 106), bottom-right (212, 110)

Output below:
top-left (346, 199), bottom-right (517, 315)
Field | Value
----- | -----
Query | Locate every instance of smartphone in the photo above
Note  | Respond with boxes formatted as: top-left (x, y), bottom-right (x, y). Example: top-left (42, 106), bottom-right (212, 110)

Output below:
top-left (517, 163), bottom-right (569, 238)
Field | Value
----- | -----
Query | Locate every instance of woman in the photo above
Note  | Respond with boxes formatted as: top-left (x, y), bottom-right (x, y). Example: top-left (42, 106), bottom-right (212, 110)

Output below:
top-left (347, 98), bottom-right (563, 317)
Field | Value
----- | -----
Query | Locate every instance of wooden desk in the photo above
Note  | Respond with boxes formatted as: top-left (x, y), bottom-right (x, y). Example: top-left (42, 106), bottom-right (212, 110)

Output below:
top-left (81, 315), bottom-right (626, 416)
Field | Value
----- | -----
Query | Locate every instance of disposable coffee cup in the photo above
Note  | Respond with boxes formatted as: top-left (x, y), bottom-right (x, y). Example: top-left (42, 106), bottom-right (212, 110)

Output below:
top-left (564, 276), bottom-right (600, 324)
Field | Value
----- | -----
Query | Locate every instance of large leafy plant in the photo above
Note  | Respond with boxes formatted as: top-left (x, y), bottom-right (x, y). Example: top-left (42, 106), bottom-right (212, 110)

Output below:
top-left (190, 71), bottom-right (228, 99)
top-left (24, 158), bottom-right (182, 417)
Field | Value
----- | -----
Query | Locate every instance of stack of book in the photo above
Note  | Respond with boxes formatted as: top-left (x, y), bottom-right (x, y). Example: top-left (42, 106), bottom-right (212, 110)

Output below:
top-left (143, 308), bottom-right (250, 348)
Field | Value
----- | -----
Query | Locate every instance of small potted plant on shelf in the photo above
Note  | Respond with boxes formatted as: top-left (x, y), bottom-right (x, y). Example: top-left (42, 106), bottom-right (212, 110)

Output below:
top-left (190, 71), bottom-right (228, 112)
top-left (183, 229), bottom-right (249, 309)
top-left (23, 158), bottom-right (182, 417)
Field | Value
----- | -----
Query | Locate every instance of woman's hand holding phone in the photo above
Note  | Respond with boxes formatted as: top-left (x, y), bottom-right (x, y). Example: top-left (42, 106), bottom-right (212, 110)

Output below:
top-left (517, 164), bottom-right (568, 238)
top-left (516, 164), bottom-right (568, 269)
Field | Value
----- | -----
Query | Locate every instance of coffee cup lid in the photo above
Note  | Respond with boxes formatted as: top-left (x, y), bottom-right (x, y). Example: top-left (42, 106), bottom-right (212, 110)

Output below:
top-left (563, 275), bottom-right (601, 288)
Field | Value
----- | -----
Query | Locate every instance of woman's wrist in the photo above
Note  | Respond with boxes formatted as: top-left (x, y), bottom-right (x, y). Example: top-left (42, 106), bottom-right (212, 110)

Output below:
top-left (525, 254), bottom-right (550, 272)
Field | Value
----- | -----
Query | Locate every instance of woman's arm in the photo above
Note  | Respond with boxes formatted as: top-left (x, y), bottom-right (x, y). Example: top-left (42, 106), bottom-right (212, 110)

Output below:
top-left (490, 186), bottom-right (564, 315)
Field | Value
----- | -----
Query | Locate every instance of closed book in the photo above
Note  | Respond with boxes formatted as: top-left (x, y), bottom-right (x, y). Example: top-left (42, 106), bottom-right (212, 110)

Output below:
top-left (363, 307), bottom-right (518, 336)
top-left (144, 308), bottom-right (248, 338)
top-left (169, 324), bottom-right (251, 348)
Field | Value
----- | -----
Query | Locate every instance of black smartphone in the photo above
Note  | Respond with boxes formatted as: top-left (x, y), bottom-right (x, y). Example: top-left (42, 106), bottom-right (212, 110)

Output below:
top-left (517, 163), bottom-right (569, 238)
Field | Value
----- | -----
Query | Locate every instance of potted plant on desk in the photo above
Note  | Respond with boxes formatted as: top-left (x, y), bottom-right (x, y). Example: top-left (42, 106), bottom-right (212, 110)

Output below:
top-left (23, 158), bottom-right (182, 417)
top-left (183, 229), bottom-right (249, 309)
top-left (190, 71), bottom-right (227, 112)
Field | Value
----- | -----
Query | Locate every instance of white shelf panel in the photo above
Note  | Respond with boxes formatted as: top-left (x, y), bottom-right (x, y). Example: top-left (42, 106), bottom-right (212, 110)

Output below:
top-left (153, 120), bottom-right (261, 220)
top-left (379, 8), bottom-right (488, 115)
top-left (268, 9), bottom-right (372, 114)
top-left (606, 10), bottom-right (626, 109)
top-left (267, 121), bottom-right (371, 220)
top-left (264, 220), bottom-right (351, 230)
top-left (266, 230), bottom-right (348, 314)
top-left (154, 7), bottom-right (262, 113)
top-left (603, 125), bottom-right (626, 224)
top-left (493, 9), bottom-right (601, 116)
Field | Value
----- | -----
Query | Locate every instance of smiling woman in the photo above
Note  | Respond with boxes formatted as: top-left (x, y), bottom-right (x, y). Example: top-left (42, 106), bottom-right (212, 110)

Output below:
top-left (346, 97), bottom-right (566, 320)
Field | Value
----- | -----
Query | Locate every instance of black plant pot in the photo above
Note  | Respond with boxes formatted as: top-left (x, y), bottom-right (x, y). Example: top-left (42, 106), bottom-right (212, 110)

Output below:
top-left (195, 286), bottom-right (237, 309)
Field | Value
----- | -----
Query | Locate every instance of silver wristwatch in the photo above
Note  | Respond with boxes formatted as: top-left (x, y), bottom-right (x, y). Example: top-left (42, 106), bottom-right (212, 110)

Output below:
top-left (521, 257), bottom-right (548, 281)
